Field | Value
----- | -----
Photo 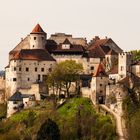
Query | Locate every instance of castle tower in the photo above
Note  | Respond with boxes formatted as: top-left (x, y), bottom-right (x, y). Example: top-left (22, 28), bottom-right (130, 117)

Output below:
top-left (30, 24), bottom-right (47, 49)
top-left (118, 52), bottom-right (132, 80)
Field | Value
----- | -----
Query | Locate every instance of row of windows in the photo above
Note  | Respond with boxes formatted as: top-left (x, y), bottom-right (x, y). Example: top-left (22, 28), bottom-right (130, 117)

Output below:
top-left (13, 77), bottom-right (29, 82)
top-left (13, 67), bottom-right (52, 72)
top-left (13, 61), bottom-right (52, 66)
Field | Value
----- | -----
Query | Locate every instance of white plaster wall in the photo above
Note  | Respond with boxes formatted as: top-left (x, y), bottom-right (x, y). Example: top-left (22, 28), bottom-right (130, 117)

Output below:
top-left (30, 33), bottom-right (46, 49)
top-left (7, 101), bottom-right (23, 118)
top-left (5, 59), bottom-right (56, 98)
top-left (118, 53), bottom-right (132, 80)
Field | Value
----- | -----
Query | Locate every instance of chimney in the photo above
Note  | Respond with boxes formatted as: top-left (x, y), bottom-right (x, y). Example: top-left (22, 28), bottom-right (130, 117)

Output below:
top-left (94, 36), bottom-right (100, 41)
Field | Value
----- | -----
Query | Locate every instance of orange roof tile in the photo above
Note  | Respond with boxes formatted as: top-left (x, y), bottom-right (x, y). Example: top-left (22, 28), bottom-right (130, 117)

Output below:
top-left (93, 64), bottom-right (108, 77)
top-left (108, 65), bottom-right (118, 74)
top-left (10, 49), bottom-right (55, 61)
top-left (31, 24), bottom-right (46, 34)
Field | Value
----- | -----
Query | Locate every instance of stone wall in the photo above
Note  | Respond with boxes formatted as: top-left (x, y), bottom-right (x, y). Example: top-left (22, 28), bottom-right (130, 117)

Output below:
top-left (5, 59), bottom-right (56, 98)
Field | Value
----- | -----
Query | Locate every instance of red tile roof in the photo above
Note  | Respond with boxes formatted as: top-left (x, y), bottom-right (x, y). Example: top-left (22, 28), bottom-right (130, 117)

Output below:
top-left (10, 49), bottom-right (55, 61)
top-left (93, 64), bottom-right (108, 77)
top-left (118, 74), bottom-right (140, 87)
top-left (108, 65), bottom-right (118, 74)
top-left (86, 46), bottom-right (105, 58)
top-left (31, 24), bottom-right (46, 34)
top-left (88, 38), bottom-right (109, 50)
top-left (87, 38), bottom-right (121, 57)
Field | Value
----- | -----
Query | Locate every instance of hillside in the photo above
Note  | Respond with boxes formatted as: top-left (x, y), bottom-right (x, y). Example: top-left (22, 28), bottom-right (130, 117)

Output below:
top-left (0, 98), bottom-right (116, 140)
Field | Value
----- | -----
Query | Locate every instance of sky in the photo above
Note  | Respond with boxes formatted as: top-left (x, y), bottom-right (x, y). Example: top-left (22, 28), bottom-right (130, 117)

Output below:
top-left (0, 0), bottom-right (140, 70)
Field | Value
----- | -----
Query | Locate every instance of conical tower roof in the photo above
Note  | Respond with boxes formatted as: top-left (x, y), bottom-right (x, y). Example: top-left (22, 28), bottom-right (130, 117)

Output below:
top-left (31, 24), bottom-right (46, 34)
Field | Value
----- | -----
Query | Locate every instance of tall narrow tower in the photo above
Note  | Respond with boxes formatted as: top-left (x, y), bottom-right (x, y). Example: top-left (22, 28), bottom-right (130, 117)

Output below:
top-left (118, 52), bottom-right (132, 80)
top-left (30, 24), bottom-right (47, 49)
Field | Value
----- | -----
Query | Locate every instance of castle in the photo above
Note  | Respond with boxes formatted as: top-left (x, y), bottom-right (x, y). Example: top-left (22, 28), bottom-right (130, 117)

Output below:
top-left (5, 24), bottom-right (140, 117)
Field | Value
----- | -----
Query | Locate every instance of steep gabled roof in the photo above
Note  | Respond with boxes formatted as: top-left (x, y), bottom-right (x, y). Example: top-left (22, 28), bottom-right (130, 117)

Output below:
top-left (88, 38), bottom-right (109, 50)
top-left (10, 49), bottom-right (55, 61)
top-left (93, 64), bottom-right (108, 77)
top-left (8, 91), bottom-right (23, 101)
top-left (118, 73), bottom-right (140, 88)
top-left (88, 37), bottom-right (123, 54)
top-left (63, 38), bottom-right (71, 44)
top-left (86, 46), bottom-right (105, 58)
top-left (31, 24), bottom-right (46, 34)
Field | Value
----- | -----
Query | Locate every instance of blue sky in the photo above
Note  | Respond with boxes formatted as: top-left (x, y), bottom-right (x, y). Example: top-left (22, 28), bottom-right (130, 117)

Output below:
top-left (0, 0), bottom-right (140, 70)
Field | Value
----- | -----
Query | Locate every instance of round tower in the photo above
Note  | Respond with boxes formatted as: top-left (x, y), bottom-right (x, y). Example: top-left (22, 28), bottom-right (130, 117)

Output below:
top-left (30, 24), bottom-right (47, 49)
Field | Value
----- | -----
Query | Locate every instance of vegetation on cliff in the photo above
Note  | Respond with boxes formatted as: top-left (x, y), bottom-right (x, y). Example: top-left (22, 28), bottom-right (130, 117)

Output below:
top-left (0, 98), bottom-right (116, 140)
top-left (123, 93), bottom-right (140, 140)
top-left (131, 50), bottom-right (140, 61)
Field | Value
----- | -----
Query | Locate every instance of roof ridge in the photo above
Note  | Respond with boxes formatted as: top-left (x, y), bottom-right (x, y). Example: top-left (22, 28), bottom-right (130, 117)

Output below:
top-left (31, 24), bottom-right (46, 34)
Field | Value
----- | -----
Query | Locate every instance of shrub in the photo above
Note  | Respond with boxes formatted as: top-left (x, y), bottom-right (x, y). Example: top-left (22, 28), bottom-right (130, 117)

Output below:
top-left (37, 118), bottom-right (60, 140)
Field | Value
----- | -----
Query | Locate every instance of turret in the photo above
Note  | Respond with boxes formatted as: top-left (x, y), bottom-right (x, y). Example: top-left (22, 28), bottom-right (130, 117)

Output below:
top-left (118, 52), bottom-right (133, 79)
top-left (29, 24), bottom-right (46, 49)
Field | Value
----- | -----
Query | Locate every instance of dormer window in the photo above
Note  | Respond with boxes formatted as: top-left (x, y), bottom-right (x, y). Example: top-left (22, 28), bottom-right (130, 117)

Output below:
top-left (62, 44), bottom-right (70, 49)
top-left (62, 38), bottom-right (71, 49)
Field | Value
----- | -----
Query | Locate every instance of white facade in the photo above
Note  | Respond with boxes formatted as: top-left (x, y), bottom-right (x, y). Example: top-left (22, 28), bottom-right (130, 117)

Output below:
top-left (5, 60), bottom-right (56, 98)
top-left (7, 100), bottom-right (23, 117)
top-left (90, 76), bottom-right (109, 104)
top-left (118, 52), bottom-right (132, 80)
top-left (30, 33), bottom-right (46, 49)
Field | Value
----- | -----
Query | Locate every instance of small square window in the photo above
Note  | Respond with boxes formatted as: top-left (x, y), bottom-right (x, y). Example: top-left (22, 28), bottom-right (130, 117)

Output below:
top-left (120, 66), bottom-right (124, 71)
top-left (35, 67), bottom-right (37, 72)
top-left (48, 68), bottom-right (52, 72)
top-left (41, 68), bottom-right (44, 72)
top-left (14, 67), bottom-right (16, 71)
top-left (100, 84), bottom-right (102, 86)
top-left (42, 37), bottom-right (44, 40)
top-left (27, 78), bottom-right (30, 81)
top-left (26, 67), bottom-right (29, 72)
top-left (90, 66), bottom-right (94, 70)
top-left (19, 67), bottom-right (21, 71)
top-left (34, 37), bottom-right (36, 40)
top-left (13, 78), bottom-right (17, 81)
top-left (13, 101), bottom-right (17, 104)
